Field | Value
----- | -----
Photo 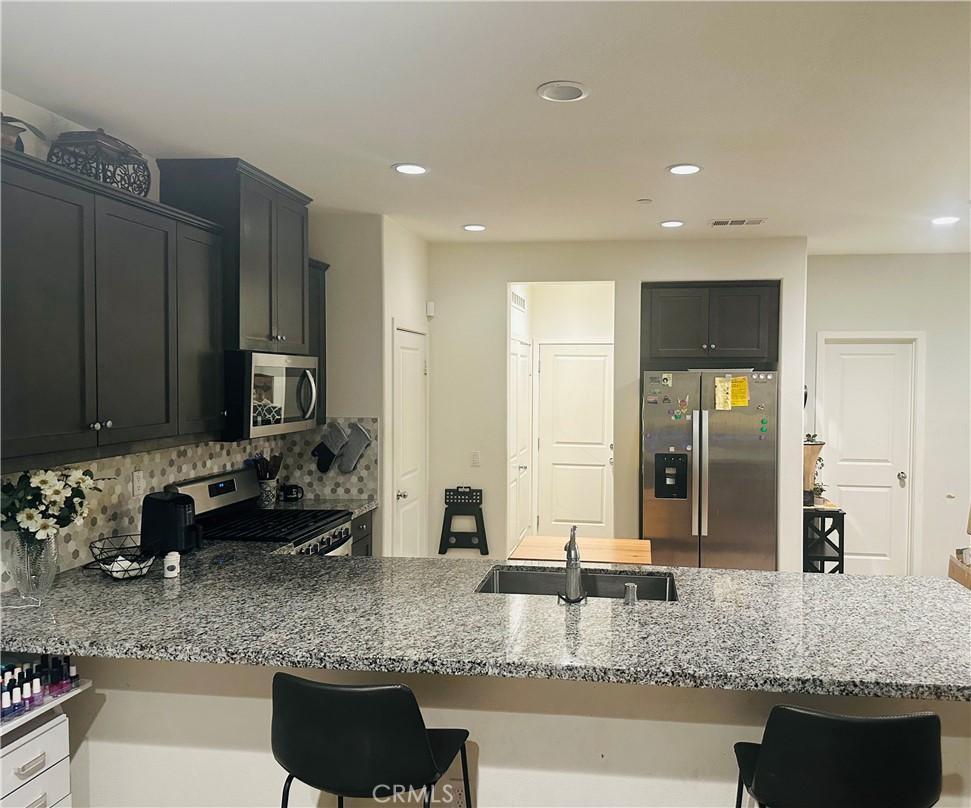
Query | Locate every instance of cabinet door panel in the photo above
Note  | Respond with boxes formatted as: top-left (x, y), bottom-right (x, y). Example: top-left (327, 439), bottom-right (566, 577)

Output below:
top-left (238, 175), bottom-right (276, 350)
top-left (275, 196), bottom-right (309, 353)
top-left (1, 168), bottom-right (98, 458)
top-left (648, 287), bottom-right (710, 360)
top-left (95, 198), bottom-right (177, 444)
top-left (177, 224), bottom-right (224, 434)
top-left (708, 286), bottom-right (775, 359)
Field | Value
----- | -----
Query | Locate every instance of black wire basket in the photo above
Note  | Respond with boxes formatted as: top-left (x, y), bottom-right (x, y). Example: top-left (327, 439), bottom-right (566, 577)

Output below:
top-left (86, 534), bottom-right (156, 580)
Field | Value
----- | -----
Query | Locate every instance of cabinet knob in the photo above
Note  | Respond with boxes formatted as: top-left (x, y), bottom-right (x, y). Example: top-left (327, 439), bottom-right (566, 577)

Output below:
top-left (281, 335), bottom-right (288, 342)
top-left (104, 419), bottom-right (113, 429)
top-left (221, 410), bottom-right (228, 417)
top-left (710, 343), bottom-right (716, 350)
top-left (702, 344), bottom-right (708, 350)
top-left (89, 422), bottom-right (101, 431)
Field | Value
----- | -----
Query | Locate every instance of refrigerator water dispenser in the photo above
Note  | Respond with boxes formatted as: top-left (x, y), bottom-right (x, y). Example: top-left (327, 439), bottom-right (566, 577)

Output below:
top-left (654, 453), bottom-right (687, 499)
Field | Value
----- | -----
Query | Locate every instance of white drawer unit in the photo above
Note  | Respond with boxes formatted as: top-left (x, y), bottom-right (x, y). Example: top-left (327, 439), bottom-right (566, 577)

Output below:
top-left (1, 715), bottom-right (70, 806)
top-left (0, 758), bottom-right (70, 808)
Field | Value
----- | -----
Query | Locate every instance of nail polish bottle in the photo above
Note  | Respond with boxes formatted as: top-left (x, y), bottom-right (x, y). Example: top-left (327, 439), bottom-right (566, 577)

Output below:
top-left (49, 668), bottom-right (62, 698)
top-left (69, 665), bottom-right (79, 689)
top-left (11, 686), bottom-right (23, 717)
top-left (32, 677), bottom-right (43, 706)
top-left (0, 690), bottom-right (11, 720)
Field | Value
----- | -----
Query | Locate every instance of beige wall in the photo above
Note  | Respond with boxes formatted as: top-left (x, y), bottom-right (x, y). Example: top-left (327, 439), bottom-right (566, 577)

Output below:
top-left (310, 211), bottom-right (384, 419)
top-left (805, 253), bottom-right (971, 577)
top-left (527, 281), bottom-right (615, 343)
top-left (381, 218), bottom-right (431, 554)
top-left (429, 238), bottom-right (808, 569)
top-left (67, 657), bottom-right (971, 807)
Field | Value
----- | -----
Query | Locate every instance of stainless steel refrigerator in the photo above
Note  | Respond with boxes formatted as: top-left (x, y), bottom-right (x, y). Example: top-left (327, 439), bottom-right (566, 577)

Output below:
top-left (641, 370), bottom-right (778, 570)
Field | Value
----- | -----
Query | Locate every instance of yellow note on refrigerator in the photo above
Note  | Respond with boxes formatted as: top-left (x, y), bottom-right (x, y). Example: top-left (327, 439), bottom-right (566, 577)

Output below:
top-left (714, 376), bottom-right (732, 411)
top-left (730, 376), bottom-right (750, 407)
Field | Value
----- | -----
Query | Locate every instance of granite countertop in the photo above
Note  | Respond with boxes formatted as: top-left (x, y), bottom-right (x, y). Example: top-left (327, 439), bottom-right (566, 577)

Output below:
top-left (2, 544), bottom-right (969, 701)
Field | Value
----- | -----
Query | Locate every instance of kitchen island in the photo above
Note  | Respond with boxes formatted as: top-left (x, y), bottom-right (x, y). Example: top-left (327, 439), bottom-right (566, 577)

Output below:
top-left (3, 544), bottom-right (970, 806)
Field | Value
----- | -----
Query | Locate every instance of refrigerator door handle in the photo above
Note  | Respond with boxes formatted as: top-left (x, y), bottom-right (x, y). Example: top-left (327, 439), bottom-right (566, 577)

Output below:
top-left (701, 409), bottom-right (710, 537)
top-left (691, 411), bottom-right (700, 537)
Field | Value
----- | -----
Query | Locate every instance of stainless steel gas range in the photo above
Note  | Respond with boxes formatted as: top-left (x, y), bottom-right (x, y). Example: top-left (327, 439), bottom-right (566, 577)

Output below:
top-left (167, 468), bottom-right (353, 556)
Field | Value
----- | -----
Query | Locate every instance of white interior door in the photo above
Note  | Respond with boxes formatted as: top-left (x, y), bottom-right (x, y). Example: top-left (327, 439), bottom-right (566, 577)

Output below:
top-left (507, 339), bottom-right (533, 554)
top-left (393, 328), bottom-right (427, 557)
top-left (537, 344), bottom-right (614, 537)
top-left (816, 337), bottom-right (916, 575)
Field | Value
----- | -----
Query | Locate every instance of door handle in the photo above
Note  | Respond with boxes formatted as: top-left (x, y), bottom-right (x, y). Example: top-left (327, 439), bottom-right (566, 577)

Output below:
top-left (302, 369), bottom-right (318, 419)
top-left (396, 490), bottom-right (409, 500)
top-left (691, 411), bottom-right (700, 537)
top-left (897, 471), bottom-right (908, 482)
top-left (518, 465), bottom-right (528, 471)
top-left (700, 410), bottom-right (710, 537)
top-left (24, 794), bottom-right (47, 808)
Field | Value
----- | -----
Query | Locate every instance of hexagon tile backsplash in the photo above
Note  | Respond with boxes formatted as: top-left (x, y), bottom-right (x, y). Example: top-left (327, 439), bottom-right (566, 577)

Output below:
top-left (0, 417), bottom-right (378, 588)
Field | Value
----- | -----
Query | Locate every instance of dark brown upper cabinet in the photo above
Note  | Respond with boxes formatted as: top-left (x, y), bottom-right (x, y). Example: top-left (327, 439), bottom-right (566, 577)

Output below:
top-left (177, 224), bottom-right (225, 434)
top-left (158, 158), bottom-right (312, 354)
top-left (1, 162), bottom-right (98, 459)
top-left (641, 281), bottom-right (779, 369)
top-left (1, 152), bottom-right (222, 470)
top-left (94, 198), bottom-right (178, 445)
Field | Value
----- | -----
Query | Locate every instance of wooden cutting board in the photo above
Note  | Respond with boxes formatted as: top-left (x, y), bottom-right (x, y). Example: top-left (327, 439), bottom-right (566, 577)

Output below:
top-left (508, 535), bottom-right (652, 565)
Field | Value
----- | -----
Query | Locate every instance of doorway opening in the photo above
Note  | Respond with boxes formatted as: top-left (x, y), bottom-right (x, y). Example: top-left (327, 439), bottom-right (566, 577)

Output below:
top-left (505, 282), bottom-right (616, 557)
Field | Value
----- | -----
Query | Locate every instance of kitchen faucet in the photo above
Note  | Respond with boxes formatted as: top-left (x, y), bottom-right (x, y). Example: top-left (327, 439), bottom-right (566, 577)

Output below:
top-left (563, 525), bottom-right (585, 603)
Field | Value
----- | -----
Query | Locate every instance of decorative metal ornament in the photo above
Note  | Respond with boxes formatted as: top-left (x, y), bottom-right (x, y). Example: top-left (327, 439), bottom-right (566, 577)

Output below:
top-left (47, 127), bottom-right (151, 197)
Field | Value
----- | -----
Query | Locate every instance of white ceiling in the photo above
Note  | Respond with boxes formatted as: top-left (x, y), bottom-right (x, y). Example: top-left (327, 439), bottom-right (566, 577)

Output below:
top-left (2, 2), bottom-right (968, 253)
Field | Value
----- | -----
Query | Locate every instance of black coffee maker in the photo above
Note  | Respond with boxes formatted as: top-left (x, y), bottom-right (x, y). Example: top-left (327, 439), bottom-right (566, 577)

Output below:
top-left (140, 491), bottom-right (203, 556)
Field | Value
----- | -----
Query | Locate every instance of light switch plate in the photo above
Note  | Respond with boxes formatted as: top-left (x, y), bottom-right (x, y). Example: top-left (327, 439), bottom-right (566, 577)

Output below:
top-left (471, 451), bottom-right (481, 467)
top-left (131, 469), bottom-right (146, 498)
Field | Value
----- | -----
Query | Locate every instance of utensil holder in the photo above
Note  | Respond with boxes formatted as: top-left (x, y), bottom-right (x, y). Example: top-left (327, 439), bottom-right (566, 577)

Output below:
top-left (258, 479), bottom-right (279, 508)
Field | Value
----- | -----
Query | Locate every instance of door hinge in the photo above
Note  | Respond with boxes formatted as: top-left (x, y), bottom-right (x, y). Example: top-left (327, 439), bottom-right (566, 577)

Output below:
top-left (536, 514), bottom-right (540, 531)
top-left (424, 361), bottom-right (428, 376)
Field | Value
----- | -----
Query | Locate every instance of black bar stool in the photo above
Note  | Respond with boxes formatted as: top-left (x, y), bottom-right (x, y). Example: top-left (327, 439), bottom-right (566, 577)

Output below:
top-left (271, 673), bottom-right (473, 808)
top-left (734, 704), bottom-right (941, 808)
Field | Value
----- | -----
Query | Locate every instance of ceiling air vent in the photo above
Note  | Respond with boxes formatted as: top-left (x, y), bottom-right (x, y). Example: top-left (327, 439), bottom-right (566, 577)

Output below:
top-left (710, 218), bottom-right (766, 227)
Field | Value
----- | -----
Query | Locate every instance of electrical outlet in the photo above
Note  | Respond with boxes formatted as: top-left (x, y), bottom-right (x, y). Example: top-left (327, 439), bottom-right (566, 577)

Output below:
top-left (471, 451), bottom-right (481, 468)
top-left (131, 469), bottom-right (146, 498)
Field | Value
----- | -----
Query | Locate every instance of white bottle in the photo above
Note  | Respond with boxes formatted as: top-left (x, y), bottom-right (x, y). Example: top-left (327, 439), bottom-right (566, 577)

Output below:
top-left (163, 551), bottom-right (180, 578)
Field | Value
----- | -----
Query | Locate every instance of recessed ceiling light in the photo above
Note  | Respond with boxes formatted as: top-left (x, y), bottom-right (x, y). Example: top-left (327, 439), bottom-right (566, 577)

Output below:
top-left (463, 224), bottom-right (486, 232)
top-left (392, 163), bottom-right (427, 175)
top-left (659, 220), bottom-right (685, 228)
top-left (667, 163), bottom-right (702, 175)
top-left (536, 81), bottom-right (588, 103)
top-left (931, 216), bottom-right (960, 225)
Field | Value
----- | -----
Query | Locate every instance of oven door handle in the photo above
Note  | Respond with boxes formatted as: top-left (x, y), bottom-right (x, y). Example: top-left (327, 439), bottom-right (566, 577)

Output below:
top-left (302, 369), bottom-right (318, 420)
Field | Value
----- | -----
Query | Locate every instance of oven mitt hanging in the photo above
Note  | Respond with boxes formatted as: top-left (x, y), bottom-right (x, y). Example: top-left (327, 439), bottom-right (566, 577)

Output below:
top-left (337, 423), bottom-right (372, 473)
top-left (311, 422), bottom-right (349, 473)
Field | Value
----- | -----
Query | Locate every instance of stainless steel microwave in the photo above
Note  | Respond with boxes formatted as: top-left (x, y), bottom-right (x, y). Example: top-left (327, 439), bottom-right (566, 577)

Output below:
top-left (224, 351), bottom-right (318, 440)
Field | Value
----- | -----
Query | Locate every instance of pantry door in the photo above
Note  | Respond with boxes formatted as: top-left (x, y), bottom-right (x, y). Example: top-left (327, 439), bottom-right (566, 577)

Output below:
top-left (816, 334), bottom-right (920, 576)
top-left (392, 327), bottom-right (428, 557)
top-left (507, 338), bottom-right (533, 554)
top-left (536, 343), bottom-right (614, 538)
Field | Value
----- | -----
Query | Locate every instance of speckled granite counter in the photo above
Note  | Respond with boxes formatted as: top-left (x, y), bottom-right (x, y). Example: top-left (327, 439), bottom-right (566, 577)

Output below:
top-left (272, 497), bottom-right (376, 519)
top-left (2, 544), bottom-right (969, 701)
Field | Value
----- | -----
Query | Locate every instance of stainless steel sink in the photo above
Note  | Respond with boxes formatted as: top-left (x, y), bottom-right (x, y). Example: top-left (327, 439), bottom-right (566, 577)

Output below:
top-left (475, 566), bottom-right (677, 601)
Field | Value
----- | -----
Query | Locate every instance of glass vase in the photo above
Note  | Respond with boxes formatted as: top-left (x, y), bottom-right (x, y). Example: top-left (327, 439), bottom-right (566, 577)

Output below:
top-left (10, 532), bottom-right (58, 605)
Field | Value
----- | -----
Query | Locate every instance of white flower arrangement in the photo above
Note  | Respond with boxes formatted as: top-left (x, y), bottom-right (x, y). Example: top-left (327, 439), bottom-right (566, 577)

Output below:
top-left (2, 467), bottom-right (103, 544)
